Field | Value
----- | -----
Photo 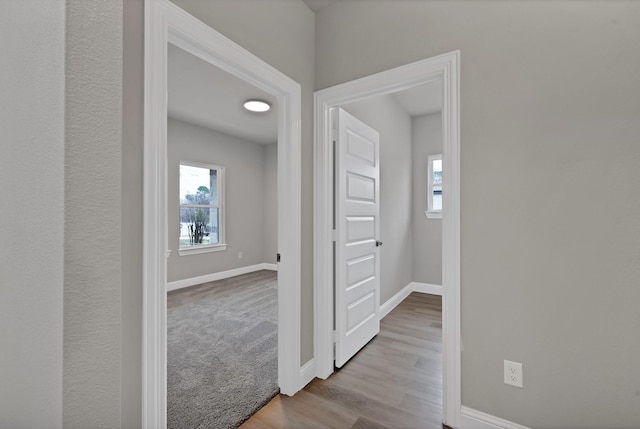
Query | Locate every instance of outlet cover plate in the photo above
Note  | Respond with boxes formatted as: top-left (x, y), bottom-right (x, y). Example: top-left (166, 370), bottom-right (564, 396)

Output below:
top-left (504, 360), bottom-right (523, 388)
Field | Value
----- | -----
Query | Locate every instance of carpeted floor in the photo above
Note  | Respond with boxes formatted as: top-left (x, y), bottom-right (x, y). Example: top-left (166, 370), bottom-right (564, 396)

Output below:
top-left (167, 270), bottom-right (278, 429)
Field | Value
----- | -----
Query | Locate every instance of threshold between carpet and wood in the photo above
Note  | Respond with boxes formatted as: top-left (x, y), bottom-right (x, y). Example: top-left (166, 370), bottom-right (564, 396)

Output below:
top-left (241, 292), bottom-right (444, 429)
top-left (167, 269), bottom-right (279, 429)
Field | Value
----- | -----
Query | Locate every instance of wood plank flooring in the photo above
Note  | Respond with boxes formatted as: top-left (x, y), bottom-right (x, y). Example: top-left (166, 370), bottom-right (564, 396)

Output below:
top-left (240, 292), bottom-right (443, 429)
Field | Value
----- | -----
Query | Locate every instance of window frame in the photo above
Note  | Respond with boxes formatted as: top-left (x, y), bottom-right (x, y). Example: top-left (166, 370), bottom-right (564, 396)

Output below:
top-left (426, 153), bottom-right (443, 219)
top-left (178, 161), bottom-right (227, 256)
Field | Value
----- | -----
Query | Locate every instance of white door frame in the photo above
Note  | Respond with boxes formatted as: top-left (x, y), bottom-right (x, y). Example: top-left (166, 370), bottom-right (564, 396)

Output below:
top-left (313, 51), bottom-right (461, 427)
top-left (143, 1), bottom-right (302, 427)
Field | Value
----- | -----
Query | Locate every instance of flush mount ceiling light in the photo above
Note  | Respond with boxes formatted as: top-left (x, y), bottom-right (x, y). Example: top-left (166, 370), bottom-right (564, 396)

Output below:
top-left (243, 99), bottom-right (271, 113)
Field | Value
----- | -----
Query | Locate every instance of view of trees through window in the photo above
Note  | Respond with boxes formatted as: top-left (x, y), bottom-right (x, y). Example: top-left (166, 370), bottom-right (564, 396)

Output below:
top-left (179, 163), bottom-right (221, 247)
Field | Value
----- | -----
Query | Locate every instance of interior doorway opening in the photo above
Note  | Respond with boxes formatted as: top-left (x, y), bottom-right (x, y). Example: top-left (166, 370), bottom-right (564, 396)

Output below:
top-left (314, 51), bottom-right (461, 426)
top-left (165, 43), bottom-right (280, 427)
top-left (332, 80), bottom-right (442, 367)
top-left (143, 1), bottom-right (302, 427)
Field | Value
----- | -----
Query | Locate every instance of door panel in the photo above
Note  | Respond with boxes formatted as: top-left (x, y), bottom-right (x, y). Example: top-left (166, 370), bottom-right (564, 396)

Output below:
top-left (346, 291), bottom-right (376, 332)
top-left (334, 108), bottom-right (381, 368)
top-left (346, 132), bottom-right (376, 165)
top-left (346, 255), bottom-right (375, 286)
top-left (346, 173), bottom-right (376, 202)
top-left (346, 216), bottom-right (375, 243)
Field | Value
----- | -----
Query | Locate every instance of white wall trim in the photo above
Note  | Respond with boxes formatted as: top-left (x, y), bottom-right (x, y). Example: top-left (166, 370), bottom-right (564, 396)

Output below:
top-left (460, 406), bottom-right (530, 429)
top-left (263, 263), bottom-right (278, 271)
top-left (176, 243), bottom-right (228, 257)
top-left (166, 263), bottom-right (277, 292)
top-left (314, 50), bottom-right (461, 427)
top-left (144, 1), bottom-right (301, 427)
top-left (425, 210), bottom-right (443, 219)
top-left (379, 283), bottom-right (413, 319)
top-left (411, 282), bottom-right (443, 296)
top-left (379, 282), bottom-right (443, 320)
top-left (298, 359), bottom-right (316, 390)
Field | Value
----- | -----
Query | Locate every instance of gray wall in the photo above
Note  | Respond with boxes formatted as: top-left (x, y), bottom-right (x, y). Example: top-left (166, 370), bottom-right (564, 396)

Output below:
top-left (4, 0), bottom-right (310, 427)
top-left (12, 1), bottom-right (639, 427)
top-left (412, 113), bottom-right (442, 285)
top-left (122, 0), bottom-right (144, 426)
top-left (167, 118), bottom-right (276, 282)
top-left (317, 2), bottom-right (640, 428)
top-left (64, 0), bottom-right (143, 426)
top-left (264, 143), bottom-right (278, 264)
top-left (171, 0), bottom-right (316, 364)
top-left (344, 95), bottom-right (413, 304)
top-left (0, 1), bottom-right (65, 427)
top-left (64, 0), bottom-right (124, 426)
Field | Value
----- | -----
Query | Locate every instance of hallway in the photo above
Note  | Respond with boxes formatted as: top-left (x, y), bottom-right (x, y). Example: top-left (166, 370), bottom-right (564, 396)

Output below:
top-left (241, 293), bottom-right (443, 428)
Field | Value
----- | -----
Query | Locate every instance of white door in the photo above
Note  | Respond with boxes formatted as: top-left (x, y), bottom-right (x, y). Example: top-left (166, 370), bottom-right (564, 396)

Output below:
top-left (334, 108), bottom-right (381, 368)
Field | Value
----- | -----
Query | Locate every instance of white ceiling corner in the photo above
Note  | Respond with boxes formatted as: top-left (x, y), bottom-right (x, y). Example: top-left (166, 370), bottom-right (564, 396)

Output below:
top-left (391, 80), bottom-right (443, 118)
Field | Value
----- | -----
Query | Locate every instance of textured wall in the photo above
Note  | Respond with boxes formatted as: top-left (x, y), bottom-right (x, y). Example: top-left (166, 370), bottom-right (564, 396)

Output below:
top-left (316, 1), bottom-right (640, 427)
top-left (121, 0), bottom-right (144, 426)
top-left (167, 118), bottom-right (275, 282)
top-left (0, 1), bottom-right (65, 427)
top-left (412, 113), bottom-right (443, 285)
top-left (344, 94), bottom-right (413, 304)
top-left (64, 0), bottom-right (123, 426)
top-left (170, 0), bottom-right (315, 363)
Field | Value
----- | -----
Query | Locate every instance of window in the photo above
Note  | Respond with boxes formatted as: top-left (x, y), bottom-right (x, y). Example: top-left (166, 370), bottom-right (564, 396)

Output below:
top-left (178, 162), bottom-right (226, 255)
top-left (426, 154), bottom-right (442, 219)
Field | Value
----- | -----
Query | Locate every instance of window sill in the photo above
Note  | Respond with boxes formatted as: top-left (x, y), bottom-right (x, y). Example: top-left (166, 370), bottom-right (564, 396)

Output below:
top-left (178, 243), bottom-right (227, 256)
top-left (425, 210), bottom-right (442, 219)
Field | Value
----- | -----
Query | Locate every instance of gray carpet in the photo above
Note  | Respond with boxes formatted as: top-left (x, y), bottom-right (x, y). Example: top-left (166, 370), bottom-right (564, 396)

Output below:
top-left (167, 270), bottom-right (278, 429)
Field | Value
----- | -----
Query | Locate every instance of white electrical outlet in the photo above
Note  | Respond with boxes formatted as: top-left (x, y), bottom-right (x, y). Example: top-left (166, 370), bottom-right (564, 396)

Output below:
top-left (504, 360), bottom-right (523, 388)
top-left (238, 251), bottom-right (243, 259)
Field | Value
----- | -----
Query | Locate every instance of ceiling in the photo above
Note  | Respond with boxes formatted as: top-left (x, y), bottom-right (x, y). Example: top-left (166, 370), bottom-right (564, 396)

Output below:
top-left (168, 43), bottom-right (278, 145)
top-left (168, 44), bottom-right (441, 145)
top-left (391, 80), bottom-right (442, 117)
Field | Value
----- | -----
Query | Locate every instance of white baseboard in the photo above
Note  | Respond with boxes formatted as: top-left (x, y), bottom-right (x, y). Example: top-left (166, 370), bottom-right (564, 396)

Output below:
top-left (166, 263), bottom-right (277, 292)
top-left (380, 281), bottom-right (444, 319)
top-left (263, 263), bottom-right (278, 271)
top-left (460, 406), bottom-right (530, 429)
top-left (298, 358), bottom-right (315, 391)
top-left (379, 283), bottom-right (413, 319)
top-left (411, 281), bottom-right (443, 296)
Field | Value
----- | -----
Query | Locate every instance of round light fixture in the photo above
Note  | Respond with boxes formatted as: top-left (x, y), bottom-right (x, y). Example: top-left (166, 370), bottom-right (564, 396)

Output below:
top-left (243, 99), bottom-right (271, 113)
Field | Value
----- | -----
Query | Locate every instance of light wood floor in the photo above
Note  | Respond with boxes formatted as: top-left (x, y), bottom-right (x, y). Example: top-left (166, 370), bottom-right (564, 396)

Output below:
top-left (240, 292), bottom-right (443, 429)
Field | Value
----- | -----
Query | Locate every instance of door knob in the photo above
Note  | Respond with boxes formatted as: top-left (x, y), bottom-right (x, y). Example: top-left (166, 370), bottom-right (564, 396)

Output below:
top-left (375, 240), bottom-right (383, 247)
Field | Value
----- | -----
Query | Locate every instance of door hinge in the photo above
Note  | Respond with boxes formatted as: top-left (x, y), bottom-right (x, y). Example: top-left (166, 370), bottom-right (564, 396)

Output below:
top-left (332, 229), bottom-right (337, 242)
top-left (276, 253), bottom-right (281, 262)
top-left (332, 330), bottom-right (337, 360)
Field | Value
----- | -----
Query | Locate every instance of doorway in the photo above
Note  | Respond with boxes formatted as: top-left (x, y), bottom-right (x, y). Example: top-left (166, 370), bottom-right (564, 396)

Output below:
top-left (165, 42), bottom-right (280, 427)
top-left (143, 1), bottom-right (302, 427)
top-left (313, 51), bottom-right (461, 426)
